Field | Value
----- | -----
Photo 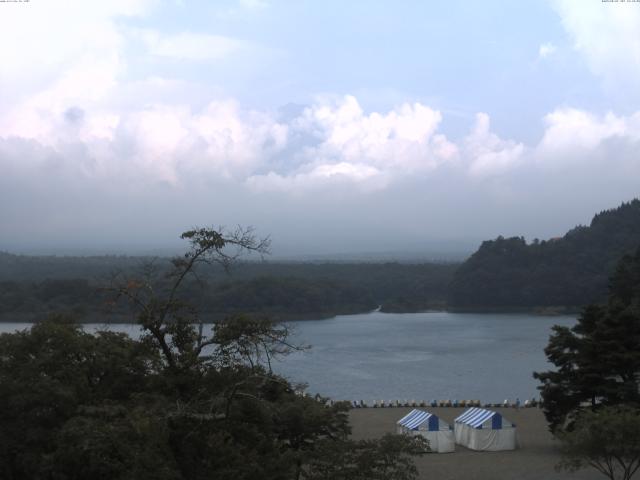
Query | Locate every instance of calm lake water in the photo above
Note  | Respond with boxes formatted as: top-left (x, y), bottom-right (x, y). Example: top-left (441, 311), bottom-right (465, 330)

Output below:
top-left (0, 311), bottom-right (575, 403)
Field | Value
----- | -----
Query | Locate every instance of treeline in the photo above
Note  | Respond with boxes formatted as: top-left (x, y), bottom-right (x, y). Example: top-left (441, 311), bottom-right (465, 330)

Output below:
top-left (0, 252), bottom-right (143, 281)
top-left (184, 276), bottom-right (377, 319)
top-left (3, 198), bottom-right (640, 318)
top-left (0, 256), bottom-right (457, 321)
top-left (449, 199), bottom-right (640, 310)
top-left (0, 228), bottom-right (428, 479)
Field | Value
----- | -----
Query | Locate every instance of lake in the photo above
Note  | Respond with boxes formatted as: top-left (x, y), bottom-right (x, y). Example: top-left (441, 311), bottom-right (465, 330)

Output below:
top-left (0, 311), bottom-right (575, 403)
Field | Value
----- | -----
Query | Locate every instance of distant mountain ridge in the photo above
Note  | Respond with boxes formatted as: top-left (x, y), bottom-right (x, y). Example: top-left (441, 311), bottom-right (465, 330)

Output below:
top-left (449, 199), bottom-right (640, 310)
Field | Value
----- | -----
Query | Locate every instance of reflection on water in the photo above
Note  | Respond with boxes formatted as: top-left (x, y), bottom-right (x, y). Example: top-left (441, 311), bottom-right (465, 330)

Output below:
top-left (0, 311), bottom-right (575, 403)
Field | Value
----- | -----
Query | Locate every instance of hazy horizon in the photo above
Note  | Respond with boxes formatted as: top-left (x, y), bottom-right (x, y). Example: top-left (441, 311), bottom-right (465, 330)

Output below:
top-left (1, 235), bottom-right (479, 261)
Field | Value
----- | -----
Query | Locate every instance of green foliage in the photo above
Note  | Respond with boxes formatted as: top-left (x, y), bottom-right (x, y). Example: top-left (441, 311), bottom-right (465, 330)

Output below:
top-left (0, 228), bottom-right (425, 480)
top-left (0, 319), bottom-right (161, 479)
top-left (0, 320), bottom-right (404, 479)
top-left (0, 259), bottom-right (456, 320)
top-left (50, 404), bottom-right (180, 480)
top-left (534, 248), bottom-right (640, 432)
top-left (557, 405), bottom-right (640, 480)
top-left (450, 199), bottom-right (640, 309)
top-left (303, 434), bottom-right (428, 480)
top-left (201, 276), bottom-right (377, 318)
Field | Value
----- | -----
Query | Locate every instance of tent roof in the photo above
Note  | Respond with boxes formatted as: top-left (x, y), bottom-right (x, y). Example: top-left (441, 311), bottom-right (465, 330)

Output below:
top-left (397, 409), bottom-right (438, 430)
top-left (455, 407), bottom-right (500, 428)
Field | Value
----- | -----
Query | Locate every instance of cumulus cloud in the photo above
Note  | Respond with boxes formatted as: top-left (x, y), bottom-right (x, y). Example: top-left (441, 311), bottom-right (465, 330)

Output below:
top-left (114, 101), bottom-right (288, 182)
top-left (2, 0), bottom-right (640, 251)
top-left (2, 92), bottom-right (640, 252)
top-left (245, 96), bottom-right (459, 192)
top-left (0, 0), bottom-right (286, 186)
top-left (1, 92), bottom-right (463, 191)
top-left (1, 100), bottom-right (289, 185)
top-left (464, 113), bottom-right (525, 177)
top-left (533, 108), bottom-right (640, 184)
top-left (0, 2), bottom-right (529, 195)
top-left (551, 0), bottom-right (640, 95)
top-left (3, 86), bottom-right (639, 193)
top-left (297, 95), bottom-right (456, 170)
top-left (539, 108), bottom-right (629, 153)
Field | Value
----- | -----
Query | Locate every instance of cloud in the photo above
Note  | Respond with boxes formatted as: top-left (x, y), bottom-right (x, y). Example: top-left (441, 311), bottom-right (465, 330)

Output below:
top-left (114, 100), bottom-right (288, 182)
top-left (1, 92), bottom-right (462, 189)
top-left (1, 0), bottom-right (639, 252)
top-left (538, 42), bottom-right (557, 59)
top-left (1, 100), bottom-right (289, 186)
top-left (0, 0), bottom-right (152, 82)
top-left (244, 95), bottom-right (462, 192)
top-left (532, 108), bottom-right (640, 190)
top-left (0, 0), bottom-right (287, 186)
top-left (464, 113), bottom-right (525, 177)
top-left (1, 56), bottom-right (122, 144)
top-left (298, 96), bottom-right (457, 170)
top-left (246, 162), bottom-right (388, 194)
top-left (538, 108), bottom-right (640, 155)
top-left (138, 30), bottom-right (245, 61)
top-left (2, 91), bottom-right (640, 252)
top-left (5, 85), bottom-right (639, 195)
top-left (551, 0), bottom-right (640, 94)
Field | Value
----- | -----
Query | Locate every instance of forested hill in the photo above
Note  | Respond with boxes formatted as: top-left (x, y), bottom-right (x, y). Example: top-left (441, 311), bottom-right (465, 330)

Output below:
top-left (449, 199), bottom-right (640, 310)
top-left (0, 255), bottom-right (457, 321)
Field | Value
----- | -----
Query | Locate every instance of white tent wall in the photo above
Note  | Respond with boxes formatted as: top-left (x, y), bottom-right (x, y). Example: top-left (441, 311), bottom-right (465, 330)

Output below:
top-left (454, 408), bottom-right (518, 451)
top-left (396, 409), bottom-right (455, 453)
top-left (454, 423), bottom-right (517, 451)
top-left (413, 429), bottom-right (456, 453)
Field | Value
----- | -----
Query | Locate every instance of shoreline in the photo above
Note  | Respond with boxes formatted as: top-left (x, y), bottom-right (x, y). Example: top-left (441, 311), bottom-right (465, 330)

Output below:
top-left (0, 307), bottom-right (579, 324)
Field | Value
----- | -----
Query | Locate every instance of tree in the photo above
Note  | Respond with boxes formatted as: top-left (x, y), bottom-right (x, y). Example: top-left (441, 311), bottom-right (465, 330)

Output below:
top-left (302, 434), bottom-right (428, 480)
top-left (450, 199), bottom-right (640, 310)
top-left (557, 405), bottom-right (640, 480)
top-left (0, 317), bottom-right (163, 479)
top-left (0, 227), bottom-right (426, 480)
top-left (108, 226), bottom-right (272, 373)
top-left (534, 247), bottom-right (640, 432)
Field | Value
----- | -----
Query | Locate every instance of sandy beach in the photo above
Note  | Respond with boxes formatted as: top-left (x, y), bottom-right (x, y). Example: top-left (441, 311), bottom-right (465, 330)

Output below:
top-left (349, 406), bottom-right (602, 480)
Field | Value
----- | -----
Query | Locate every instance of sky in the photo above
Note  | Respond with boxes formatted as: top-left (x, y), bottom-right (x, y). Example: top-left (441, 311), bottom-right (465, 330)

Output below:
top-left (1, 0), bottom-right (639, 257)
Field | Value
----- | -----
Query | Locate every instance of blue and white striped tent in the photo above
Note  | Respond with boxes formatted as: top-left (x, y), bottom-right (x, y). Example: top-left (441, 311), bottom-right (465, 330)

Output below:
top-left (455, 407), bottom-right (507, 429)
top-left (396, 409), bottom-right (455, 453)
top-left (454, 408), bottom-right (517, 451)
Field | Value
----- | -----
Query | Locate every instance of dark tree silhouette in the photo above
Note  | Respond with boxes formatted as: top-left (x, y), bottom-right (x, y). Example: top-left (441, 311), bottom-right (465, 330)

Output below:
top-left (534, 247), bottom-right (640, 432)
